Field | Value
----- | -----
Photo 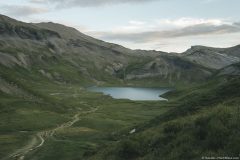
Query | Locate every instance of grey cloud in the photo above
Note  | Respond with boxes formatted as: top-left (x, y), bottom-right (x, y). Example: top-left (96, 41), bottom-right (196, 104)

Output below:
top-left (233, 22), bottom-right (240, 26)
top-left (94, 23), bottom-right (240, 43)
top-left (1, 5), bottom-right (48, 17)
top-left (30, 0), bottom-right (159, 7)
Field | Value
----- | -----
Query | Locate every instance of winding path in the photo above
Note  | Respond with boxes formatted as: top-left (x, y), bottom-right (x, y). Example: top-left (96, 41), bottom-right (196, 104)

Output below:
top-left (3, 107), bottom-right (99, 160)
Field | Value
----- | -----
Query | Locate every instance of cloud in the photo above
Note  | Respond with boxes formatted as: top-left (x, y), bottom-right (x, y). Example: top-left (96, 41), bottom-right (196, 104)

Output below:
top-left (29, 0), bottom-right (224, 8)
top-left (30, 0), bottom-right (47, 3)
top-left (234, 22), bottom-right (240, 26)
top-left (91, 18), bottom-right (228, 35)
top-left (86, 19), bottom-right (240, 43)
top-left (156, 18), bottom-right (225, 28)
top-left (30, 0), bottom-right (159, 8)
top-left (0, 5), bottom-right (48, 17)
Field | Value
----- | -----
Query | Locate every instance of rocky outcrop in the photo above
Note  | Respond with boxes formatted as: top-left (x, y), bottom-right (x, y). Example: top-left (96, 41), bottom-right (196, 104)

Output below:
top-left (0, 52), bottom-right (22, 67)
top-left (125, 55), bottom-right (212, 83)
top-left (182, 46), bottom-right (240, 69)
top-left (0, 52), bottom-right (30, 68)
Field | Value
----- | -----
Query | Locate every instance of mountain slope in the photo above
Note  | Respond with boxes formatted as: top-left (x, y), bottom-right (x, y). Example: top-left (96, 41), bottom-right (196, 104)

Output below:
top-left (217, 62), bottom-right (240, 76)
top-left (123, 54), bottom-right (213, 84)
top-left (182, 45), bottom-right (240, 70)
top-left (0, 14), bottom-right (240, 160)
top-left (0, 14), bottom-right (215, 87)
top-left (0, 14), bottom-right (239, 95)
top-left (221, 45), bottom-right (240, 58)
top-left (86, 75), bottom-right (240, 160)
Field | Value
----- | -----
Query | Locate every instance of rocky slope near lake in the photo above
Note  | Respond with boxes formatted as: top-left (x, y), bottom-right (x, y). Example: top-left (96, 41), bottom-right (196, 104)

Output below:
top-left (0, 14), bottom-right (239, 90)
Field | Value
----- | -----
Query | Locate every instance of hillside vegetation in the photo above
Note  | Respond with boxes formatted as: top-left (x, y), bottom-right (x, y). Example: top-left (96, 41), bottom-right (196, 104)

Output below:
top-left (0, 15), bottom-right (239, 160)
top-left (87, 75), bottom-right (240, 160)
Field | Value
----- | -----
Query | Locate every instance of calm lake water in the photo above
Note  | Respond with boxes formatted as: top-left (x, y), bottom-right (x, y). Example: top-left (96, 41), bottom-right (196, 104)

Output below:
top-left (88, 87), bottom-right (171, 101)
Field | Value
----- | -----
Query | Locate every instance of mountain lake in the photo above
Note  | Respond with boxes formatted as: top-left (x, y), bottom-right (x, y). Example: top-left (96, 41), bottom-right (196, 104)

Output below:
top-left (87, 87), bottom-right (171, 101)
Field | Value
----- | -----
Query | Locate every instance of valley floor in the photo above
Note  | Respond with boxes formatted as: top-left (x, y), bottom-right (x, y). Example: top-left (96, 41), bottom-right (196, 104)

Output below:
top-left (0, 14), bottom-right (240, 160)
top-left (0, 81), bottom-right (169, 160)
top-left (0, 61), bottom-right (239, 160)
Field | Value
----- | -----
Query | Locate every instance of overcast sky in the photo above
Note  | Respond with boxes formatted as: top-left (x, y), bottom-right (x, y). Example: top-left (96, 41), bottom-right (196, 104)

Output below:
top-left (1, 0), bottom-right (240, 52)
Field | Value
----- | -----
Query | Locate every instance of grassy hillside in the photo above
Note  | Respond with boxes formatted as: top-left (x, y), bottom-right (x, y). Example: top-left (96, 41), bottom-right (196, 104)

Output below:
top-left (1, 61), bottom-right (239, 160)
top-left (86, 75), bottom-right (240, 160)
top-left (0, 63), bottom-right (171, 160)
top-left (0, 15), bottom-right (240, 160)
